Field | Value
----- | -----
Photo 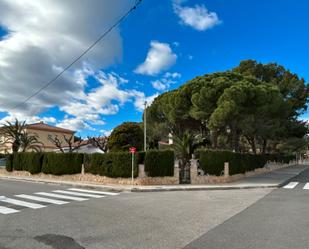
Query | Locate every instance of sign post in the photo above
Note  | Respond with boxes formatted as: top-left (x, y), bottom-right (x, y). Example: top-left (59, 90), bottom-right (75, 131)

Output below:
top-left (129, 147), bottom-right (137, 187)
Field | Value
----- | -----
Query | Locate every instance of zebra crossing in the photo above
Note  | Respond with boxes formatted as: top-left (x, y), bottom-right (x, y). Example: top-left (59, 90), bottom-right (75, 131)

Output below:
top-left (283, 182), bottom-right (309, 190)
top-left (0, 188), bottom-right (119, 215)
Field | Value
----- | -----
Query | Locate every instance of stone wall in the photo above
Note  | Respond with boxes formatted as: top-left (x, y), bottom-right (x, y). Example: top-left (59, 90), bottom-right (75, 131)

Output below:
top-left (0, 160), bottom-right (296, 186)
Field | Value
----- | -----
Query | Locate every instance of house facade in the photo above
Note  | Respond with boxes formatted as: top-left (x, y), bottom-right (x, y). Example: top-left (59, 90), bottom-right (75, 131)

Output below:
top-left (0, 121), bottom-right (75, 153)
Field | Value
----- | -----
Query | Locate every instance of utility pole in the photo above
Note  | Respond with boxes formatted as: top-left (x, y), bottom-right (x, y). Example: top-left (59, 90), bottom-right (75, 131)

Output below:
top-left (144, 101), bottom-right (147, 151)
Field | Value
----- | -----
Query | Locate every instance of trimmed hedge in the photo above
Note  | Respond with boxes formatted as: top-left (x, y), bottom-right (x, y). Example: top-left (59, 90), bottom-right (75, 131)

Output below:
top-left (85, 152), bottom-right (138, 178)
top-left (42, 153), bottom-right (83, 175)
top-left (198, 150), bottom-right (267, 176)
top-left (144, 150), bottom-right (174, 177)
top-left (198, 150), bottom-right (296, 176)
top-left (12, 152), bottom-right (43, 174)
top-left (5, 154), bottom-right (13, 172)
top-left (137, 151), bottom-right (145, 165)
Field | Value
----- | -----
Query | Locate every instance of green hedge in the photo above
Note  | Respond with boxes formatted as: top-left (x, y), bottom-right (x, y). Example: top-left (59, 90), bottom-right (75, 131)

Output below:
top-left (137, 151), bottom-right (145, 165)
top-left (0, 154), bottom-right (6, 159)
top-left (5, 154), bottom-right (13, 172)
top-left (12, 152), bottom-right (43, 174)
top-left (198, 150), bottom-right (267, 176)
top-left (144, 150), bottom-right (174, 177)
top-left (42, 153), bottom-right (83, 175)
top-left (266, 154), bottom-right (296, 164)
top-left (85, 152), bottom-right (138, 178)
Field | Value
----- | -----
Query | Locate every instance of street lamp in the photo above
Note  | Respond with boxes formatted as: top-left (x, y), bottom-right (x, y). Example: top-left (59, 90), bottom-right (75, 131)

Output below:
top-left (144, 101), bottom-right (147, 151)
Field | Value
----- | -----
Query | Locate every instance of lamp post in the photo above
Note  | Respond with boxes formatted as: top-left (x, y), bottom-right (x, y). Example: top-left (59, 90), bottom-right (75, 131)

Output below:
top-left (144, 101), bottom-right (147, 151)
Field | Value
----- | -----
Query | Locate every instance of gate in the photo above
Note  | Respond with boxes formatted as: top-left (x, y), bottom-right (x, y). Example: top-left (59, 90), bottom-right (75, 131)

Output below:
top-left (179, 164), bottom-right (191, 184)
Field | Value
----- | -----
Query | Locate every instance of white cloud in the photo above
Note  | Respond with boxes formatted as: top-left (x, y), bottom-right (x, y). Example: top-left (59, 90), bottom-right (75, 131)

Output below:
top-left (152, 80), bottom-right (167, 91)
top-left (100, 129), bottom-right (112, 137)
top-left (0, 113), bottom-right (56, 125)
top-left (151, 72), bottom-right (181, 91)
top-left (57, 117), bottom-right (92, 132)
top-left (0, 0), bottom-right (134, 116)
top-left (173, 2), bottom-right (221, 31)
top-left (134, 41), bottom-right (177, 76)
top-left (133, 92), bottom-right (159, 112)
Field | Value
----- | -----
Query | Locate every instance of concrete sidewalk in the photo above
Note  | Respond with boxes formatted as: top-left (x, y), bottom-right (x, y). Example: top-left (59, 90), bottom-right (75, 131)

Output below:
top-left (0, 164), bottom-right (307, 192)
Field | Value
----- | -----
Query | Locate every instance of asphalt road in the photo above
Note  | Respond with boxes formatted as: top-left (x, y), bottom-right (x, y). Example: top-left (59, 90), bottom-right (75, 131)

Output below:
top-left (184, 167), bottom-right (309, 249)
top-left (0, 178), bottom-right (272, 249)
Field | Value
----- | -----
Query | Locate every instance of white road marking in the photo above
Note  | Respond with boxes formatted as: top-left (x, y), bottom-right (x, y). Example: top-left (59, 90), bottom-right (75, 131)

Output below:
top-left (0, 196), bottom-right (45, 209)
top-left (283, 182), bottom-right (299, 189)
top-left (15, 194), bottom-right (69, 205)
top-left (303, 183), bottom-right (309, 190)
top-left (53, 190), bottom-right (105, 199)
top-left (68, 188), bottom-right (119, 196)
top-left (0, 206), bottom-right (19, 214)
top-left (35, 192), bottom-right (88, 201)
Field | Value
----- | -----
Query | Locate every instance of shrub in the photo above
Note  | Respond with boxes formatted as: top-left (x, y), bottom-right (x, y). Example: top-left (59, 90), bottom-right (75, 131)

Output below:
top-left (5, 154), bottom-right (13, 172)
top-left (0, 154), bottom-right (6, 159)
top-left (144, 150), bottom-right (174, 177)
top-left (137, 151), bottom-right (145, 165)
top-left (12, 153), bottom-right (24, 171)
top-left (10, 152), bottom-right (44, 174)
top-left (86, 152), bottom-right (138, 178)
top-left (197, 150), bottom-right (267, 176)
top-left (42, 153), bottom-right (83, 175)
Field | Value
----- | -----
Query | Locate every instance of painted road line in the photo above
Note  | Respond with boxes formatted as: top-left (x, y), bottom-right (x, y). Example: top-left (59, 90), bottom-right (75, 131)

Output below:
top-left (0, 206), bottom-right (19, 214)
top-left (68, 188), bottom-right (120, 196)
top-left (0, 196), bottom-right (45, 209)
top-left (35, 192), bottom-right (88, 201)
top-left (303, 183), bottom-right (309, 190)
top-left (283, 182), bottom-right (299, 189)
top-left (15, 194), bottom-right (69, 205)
top-left (53, 190), bottom-right (105, 199)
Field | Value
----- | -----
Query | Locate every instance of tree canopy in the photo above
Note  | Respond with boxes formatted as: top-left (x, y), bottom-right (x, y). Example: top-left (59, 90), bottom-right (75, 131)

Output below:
top-left (146, 60), bottom-right (308, 154)
top-left (107, 122), bottom-right (143, 152)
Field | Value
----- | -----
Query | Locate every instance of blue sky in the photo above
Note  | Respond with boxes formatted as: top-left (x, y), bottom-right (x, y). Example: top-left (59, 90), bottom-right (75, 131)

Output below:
top-left (0, 0), bottom-right (308, 137)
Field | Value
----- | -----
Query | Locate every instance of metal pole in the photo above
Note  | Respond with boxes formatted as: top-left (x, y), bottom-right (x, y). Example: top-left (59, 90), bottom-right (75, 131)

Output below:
top-left (131, 152), bottom-right (134, 187)
top-left (144, 101), bottom-right (147, 151)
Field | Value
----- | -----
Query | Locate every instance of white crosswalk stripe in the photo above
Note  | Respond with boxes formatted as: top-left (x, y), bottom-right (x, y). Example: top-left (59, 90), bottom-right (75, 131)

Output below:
top-left (68, 188), bottom-right (120, 196)
top-left (0, 206), bottom-right (19, 214)
top-left (15, 194), bottom-right (69, 205)
top-left (35, 192), bottom-right (88, 201)
top-left (303, 183), bottom-right (309, 190)
top-left (0, 196), bottom-right (45, 209)
top-left (0, 188), bottom-right (120, 215)
top-left (53, 190), bottom-right (105, 198)
top-left (283, 182), bottom-right (299, 189)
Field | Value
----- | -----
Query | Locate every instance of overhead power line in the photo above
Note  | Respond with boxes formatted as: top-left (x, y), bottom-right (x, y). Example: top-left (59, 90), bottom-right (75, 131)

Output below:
top-left (9, 0), bottom-right (142, 112)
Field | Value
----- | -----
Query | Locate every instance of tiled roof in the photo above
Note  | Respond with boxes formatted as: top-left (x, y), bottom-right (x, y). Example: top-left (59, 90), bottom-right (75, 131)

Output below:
top-left (26, 122), bottom-right (74, 134)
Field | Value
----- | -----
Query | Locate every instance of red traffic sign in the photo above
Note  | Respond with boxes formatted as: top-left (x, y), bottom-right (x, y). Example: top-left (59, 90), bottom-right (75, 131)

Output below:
top-left (129, 147), bottom-right (137, 153)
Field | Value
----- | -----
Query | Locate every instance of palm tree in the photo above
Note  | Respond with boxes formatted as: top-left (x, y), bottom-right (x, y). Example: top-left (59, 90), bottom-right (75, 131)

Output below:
top-left (0, 119), bottom-right (27, 152)
top-left (20, 132), bottom-right (43, 152)
top-left (0, 119), bottom-right (43, 152)
top-left (172, 131), bottom-right (196, 169)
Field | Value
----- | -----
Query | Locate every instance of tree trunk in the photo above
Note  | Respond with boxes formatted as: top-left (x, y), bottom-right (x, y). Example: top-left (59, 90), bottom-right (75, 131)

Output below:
top-left (262, 139), bottom-right (267, 155)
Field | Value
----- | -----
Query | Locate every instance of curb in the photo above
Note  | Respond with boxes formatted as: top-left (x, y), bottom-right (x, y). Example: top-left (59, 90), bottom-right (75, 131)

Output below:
top-left (0, 165), bottom-right (307, 193)
top-left (0, 176), bottom-right (129, 193)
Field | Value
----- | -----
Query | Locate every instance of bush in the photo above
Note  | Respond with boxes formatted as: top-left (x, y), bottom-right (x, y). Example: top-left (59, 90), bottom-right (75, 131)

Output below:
top-left (0, 154), bottom-right (6, 159)
top-left (144, 150), bottom-right (174, 177)
top-left (5, 154), bottom-right (13, 172)
top-left (265, 154), bottom-right (295, 164)
top-left (12, 152), bottom-right (43, 174)
top-left (42, 153), bottom-right (83, 175)
top-left (137, 151), bottom-right (145, 165)
top-left (12, 153), bottom-right (24, 171)
top-left (197, 150), bottom-right (267, 176)
top-left (85, 152), bottom-right (138, 178)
